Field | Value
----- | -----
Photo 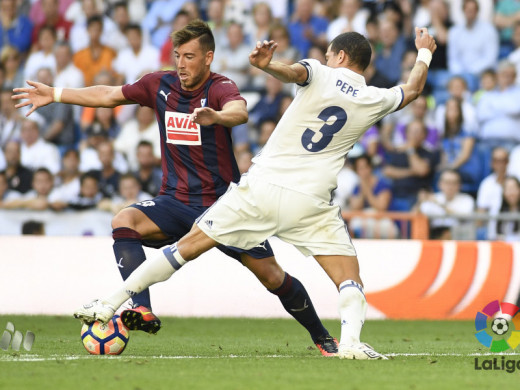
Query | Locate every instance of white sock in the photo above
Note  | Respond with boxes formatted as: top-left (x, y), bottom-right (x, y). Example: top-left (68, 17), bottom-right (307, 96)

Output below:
top-left (338, 280), bottom-right (367, 347)
top-left (105, 243), bottom-right (187, 309)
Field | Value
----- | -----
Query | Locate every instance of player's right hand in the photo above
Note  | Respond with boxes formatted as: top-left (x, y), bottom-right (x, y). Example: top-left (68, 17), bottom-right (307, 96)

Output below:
top-left (414, 27), bottom-right (437, 54)
top-left (249, 40), bottom-right (278, 70)
top-left (12, 80), bottom-right (54, 116)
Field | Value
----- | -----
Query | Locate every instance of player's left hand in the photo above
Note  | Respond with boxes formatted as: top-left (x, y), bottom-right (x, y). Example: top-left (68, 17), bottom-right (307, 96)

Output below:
top-left (190, 107), bottom-right (219, 126)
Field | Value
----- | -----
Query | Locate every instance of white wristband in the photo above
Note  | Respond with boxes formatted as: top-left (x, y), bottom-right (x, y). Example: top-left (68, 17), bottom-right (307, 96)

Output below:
top-left (416, 48), bottom-right (432, 68)
top-left (53, 87), bottom-right (63, 103)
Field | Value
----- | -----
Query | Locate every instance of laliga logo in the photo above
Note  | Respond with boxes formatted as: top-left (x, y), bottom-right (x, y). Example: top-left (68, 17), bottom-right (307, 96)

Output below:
top-left (474, 300), bottom-right (520, 352)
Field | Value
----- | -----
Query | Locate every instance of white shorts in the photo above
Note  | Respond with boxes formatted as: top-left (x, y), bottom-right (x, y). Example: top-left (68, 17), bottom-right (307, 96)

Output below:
top-left (196, 173), bottom-right (356, 257)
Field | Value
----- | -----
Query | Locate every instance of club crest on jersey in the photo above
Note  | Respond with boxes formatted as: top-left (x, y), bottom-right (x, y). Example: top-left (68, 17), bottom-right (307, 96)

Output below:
top-left (165, 112), bottom-right (201, 146)
top-left (200, 98), bottom-right (206, 107)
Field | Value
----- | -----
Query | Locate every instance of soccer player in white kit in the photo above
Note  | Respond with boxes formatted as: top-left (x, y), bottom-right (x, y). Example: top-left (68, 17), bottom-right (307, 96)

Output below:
top-left (75, 27), bottom-right (436, 359)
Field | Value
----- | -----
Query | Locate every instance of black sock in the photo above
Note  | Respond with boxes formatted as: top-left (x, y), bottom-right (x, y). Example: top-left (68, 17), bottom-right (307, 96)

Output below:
top-left (269, 273), bottom-right (329, 343)
top-left (112, 227), bottom-right (151, 309)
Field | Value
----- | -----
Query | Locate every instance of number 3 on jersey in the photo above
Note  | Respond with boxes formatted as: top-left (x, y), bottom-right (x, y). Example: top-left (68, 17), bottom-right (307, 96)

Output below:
top-left (301, 106), bottom-right (347, 152)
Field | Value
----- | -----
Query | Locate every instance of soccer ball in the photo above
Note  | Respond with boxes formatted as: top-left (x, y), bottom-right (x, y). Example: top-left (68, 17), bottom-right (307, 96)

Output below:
top-left (80, 315), bottom-right (130, 355)
top-left (491, 317), bottom-right (509, 335)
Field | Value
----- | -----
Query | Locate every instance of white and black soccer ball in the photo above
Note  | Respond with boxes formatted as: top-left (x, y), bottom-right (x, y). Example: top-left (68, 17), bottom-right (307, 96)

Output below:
top-left (491, 317), bottom-right (509, 335)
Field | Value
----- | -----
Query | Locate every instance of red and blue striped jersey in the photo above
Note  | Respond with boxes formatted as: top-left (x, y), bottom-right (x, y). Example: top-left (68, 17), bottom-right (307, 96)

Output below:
top-left (122, 71), bottom-right (244, 207)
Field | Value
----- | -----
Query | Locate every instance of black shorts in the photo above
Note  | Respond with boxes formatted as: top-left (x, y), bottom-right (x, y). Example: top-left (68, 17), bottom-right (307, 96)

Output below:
top-left (130, 195), bottom-right (274, 260)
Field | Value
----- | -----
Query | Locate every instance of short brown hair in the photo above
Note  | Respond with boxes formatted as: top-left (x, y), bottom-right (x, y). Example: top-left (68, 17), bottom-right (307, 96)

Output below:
top-left (172, 19), bottom-right (215, 53)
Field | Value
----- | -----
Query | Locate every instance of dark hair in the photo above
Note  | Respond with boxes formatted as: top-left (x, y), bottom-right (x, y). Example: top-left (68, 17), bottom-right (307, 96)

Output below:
top-left (137, 140), bottom-right (153, 149)
top-left (33, 167), bottom-right (53, 179)
top-left (351, 154), bottom-right (372, 171)
top-left (81, 171), bottom-right (99, 185)
top-left (171, 19), bottom-right (215, 53)
top-left (124, 23), bottom-right (142, 35)
top-left (329, 32), bottom-right (371, 71)
top-left (497, 176), bottom-right (520, 234)
top-left (112, 1), bottom-right (128, 10)
top-left (463, 0), bottom-right (479, 11)
top-left (174, 9), bottom-right (190, 21)
top-left (38, 25), bottom-right (57, 39)
top-left (63, 148), bottom-right (80, 159)
top-left (87, 15), bottom-right (104, 28)
top-left (440, 168), bottom-right (461, 183)
top-left (444, 97), bottom-right (464, 137)
top-left (22, 220), bottom-right (45, 235)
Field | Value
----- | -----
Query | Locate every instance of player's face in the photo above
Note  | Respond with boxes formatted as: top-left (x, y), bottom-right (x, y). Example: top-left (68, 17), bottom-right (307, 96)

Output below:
top-left (174, 38), bottom-right (213, 91)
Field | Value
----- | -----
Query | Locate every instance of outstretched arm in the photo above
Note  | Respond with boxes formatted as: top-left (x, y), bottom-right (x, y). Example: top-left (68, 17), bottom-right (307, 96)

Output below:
top-left (190, 100), bottom-right (248, 128)
top-left (12, 80), bottom-right (133, 116)
top-left (397, 27), bottom-right (437, 110)
top-left (249, 40), bottom-right (308, 84)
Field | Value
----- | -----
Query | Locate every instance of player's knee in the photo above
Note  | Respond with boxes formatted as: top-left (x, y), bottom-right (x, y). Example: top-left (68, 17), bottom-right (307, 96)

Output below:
top-left (111, 208), bottom-right (138, 230)
top-left (249, 260), bottom-right (285, 290)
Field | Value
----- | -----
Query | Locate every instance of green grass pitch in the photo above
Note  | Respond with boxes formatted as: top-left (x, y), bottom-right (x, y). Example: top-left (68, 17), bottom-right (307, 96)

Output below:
top-left (0, 315), bottom-right (518, 389)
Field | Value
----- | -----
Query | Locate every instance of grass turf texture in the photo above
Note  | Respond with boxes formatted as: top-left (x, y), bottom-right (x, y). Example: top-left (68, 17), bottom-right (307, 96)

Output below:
top-left (0, 316), bottom-right (518, 390)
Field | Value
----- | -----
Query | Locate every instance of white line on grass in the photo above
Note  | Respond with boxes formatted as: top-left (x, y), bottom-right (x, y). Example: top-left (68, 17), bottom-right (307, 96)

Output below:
top-left (1, 352), bottom-right (520, 362)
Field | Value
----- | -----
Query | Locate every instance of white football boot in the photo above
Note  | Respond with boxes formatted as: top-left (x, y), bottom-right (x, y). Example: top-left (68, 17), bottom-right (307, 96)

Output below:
top-left (74, 299), bottom-right (115, 324)
top-left (338, 342), bottom-right (388, 360)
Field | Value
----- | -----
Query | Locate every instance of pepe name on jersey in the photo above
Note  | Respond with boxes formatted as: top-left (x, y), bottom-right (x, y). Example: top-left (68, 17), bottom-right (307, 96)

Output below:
top-left (336, 79), bottom-right (359, 97)
top-left (165, 112), bottom-right (201, 145)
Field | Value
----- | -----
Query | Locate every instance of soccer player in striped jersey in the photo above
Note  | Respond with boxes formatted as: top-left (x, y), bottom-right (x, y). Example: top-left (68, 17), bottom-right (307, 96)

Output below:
top-left (14, 20), bottom-right (338, 356)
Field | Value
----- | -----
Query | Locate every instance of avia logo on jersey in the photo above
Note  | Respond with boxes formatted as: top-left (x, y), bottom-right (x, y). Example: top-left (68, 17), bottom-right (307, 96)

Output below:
top-left (165, 112), bottom-right (201, 146)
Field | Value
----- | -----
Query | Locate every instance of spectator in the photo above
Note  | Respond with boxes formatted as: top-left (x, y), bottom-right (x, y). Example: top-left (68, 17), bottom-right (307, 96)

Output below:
top-left (494, 0), bottom-right (520, 44)
top-left (326, 0), bottom-right (368, 43)
top-left (0, 170), bottom-right (21, 206)
top-left (98, 173), bottom-right (152, 214)
top-left (207, 0), bottom-right (229, 53)
top-left (48, 148), bottom-right (81, 210)
top-left (67, 171), bottom-right (103, 210)
top-left (425, 0), bottom-right (451, 70)
top-left (211, 22), bottom-right (251, 90)
top-left (434, 75), bottom-right (478, 135)
top-left (416, 169), bottom-right (475, 239)
top-left (472, 68), bottom-right (497, 105)
top-left (438, 97), bottom-right (482, 194)
top-left (3, 167), bottom-right (55, 210)
top-left (447, 0), bottom-right (499, 76)
top-left (507, 143), bottom-right (520, 181)
top-left (114, 105), bottom-right (160, 171)
top-left (73, 15), bottom-right (117, 86)
top-left (488, 176), bottom-right (520, 241)
top-left (476, 147), bottom-right (509, 215)
top-left (23, 26), bottom-right (57, 81)
top-left (113, 24), bottom-right (159, 84)
top-left (0, 0), bottom-right (33, 55)
top-left (236, 149), bottom-right (253, 175)
top-left (33, 67), bottom-right (76, 149)
top-left (381, 94), bottom-right (439, 152)
top-left (246, 2), bottom-right (273, 45)
top-left (20, 117), bottom-right (61, 175)
top-left (508, 21), bottom-right (520, 85)
top-left (348, 154), bottom-right (397, 239)
top-left (104, 1), bottom-right (131, 52)
top-left (89, 141), bottom-right (121, 198)
top-left (159, 10), bottom-right (191, 69)
top-left (364, 43), bottom-right (393, 89)
top-left (21, 220), bottom-right (45, 235)
top-left (132, 140), bottom-right (161, 197)
top-left (449, 0), bottom-right (495, 26)
top-left (141, 0), bottom-right (186, 48)
top-left (79, 121), bottom-right (127, 173)
top-left (29, 0), bottom-right (73, 26)
top-left (68, 0), bottom-right (118, 53)
top-left (383, 119), bottom-right (440, 211)
top-left (374, 19), bottom-right (407, 84)
top-left (80, 106), bottom-right (120, 140)
top-left (1, 45), bottom-right (24, 89)
top-left (54, 41), bottom-right (84, 89)
top-left (288, 0), bottom-right (329, 58)
top-left (31, 0), bottom-right (72, 44)
top-left (248, 75), bottom-right (287, 128)
top-left (3, 140), bottom-right (32, 193)
top-left (0, 88), bottom-right (22, 147)
top-left (477, 60), bottom-right (520, 148)
top-left (333, 158), bottom-right (359, 209)
top-left (250, 23), bottom-right (299, 90)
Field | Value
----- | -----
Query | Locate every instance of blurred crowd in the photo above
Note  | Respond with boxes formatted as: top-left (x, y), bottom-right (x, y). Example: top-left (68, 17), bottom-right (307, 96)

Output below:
top-left (1, 0), bottom-right (520, 241)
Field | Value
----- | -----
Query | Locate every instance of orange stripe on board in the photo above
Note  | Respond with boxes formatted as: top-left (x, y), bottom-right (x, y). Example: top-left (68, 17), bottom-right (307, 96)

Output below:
top-left (418, 242), bottom-right (478, 319)
top-left (452, 242), bottom-right (513, 319)
top-left (365, 241), bottom-right (443, 319)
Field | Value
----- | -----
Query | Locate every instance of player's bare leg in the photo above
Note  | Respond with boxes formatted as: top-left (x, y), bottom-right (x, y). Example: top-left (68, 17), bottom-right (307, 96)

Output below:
top-left (314, 255), bottom-right (387, 360)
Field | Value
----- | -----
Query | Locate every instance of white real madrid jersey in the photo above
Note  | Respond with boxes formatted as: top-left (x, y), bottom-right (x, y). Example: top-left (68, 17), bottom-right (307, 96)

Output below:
top-left (250, 58), bottom-right (403, 202)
